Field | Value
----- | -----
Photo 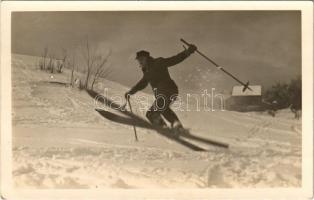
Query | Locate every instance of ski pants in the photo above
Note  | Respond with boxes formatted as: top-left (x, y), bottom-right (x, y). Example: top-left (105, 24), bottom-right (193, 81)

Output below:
top-left (146, 87), bottom-right (180, 126)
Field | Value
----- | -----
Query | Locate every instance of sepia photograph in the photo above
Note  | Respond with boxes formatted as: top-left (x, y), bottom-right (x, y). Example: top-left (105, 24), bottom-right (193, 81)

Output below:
top-left (1, 1), bottom-right (313, 199)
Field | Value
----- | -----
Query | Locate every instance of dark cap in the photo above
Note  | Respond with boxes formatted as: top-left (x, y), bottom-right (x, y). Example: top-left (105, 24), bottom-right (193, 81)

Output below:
top-left (136, 50), bottom-right (150, 59)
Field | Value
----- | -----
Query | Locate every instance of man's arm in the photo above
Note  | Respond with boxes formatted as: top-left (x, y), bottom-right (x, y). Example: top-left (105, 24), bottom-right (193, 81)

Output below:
top-left (162, 45), bottom-right (197, 67)
top-left (128, 76), bottom-right (148, 95)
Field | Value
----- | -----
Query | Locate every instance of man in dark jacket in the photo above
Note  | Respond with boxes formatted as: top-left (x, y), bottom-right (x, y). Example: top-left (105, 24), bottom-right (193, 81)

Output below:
top-left (125, 44), bottom-right (197, 131)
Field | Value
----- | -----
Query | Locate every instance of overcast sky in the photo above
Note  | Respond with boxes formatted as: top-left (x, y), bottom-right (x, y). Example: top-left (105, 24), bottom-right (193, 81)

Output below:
top-left (12, 11), bottom-right (301, 93)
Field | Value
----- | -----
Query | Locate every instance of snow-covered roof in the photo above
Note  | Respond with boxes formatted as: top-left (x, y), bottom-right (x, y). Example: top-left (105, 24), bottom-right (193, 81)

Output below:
top-left (232, 85), bottom-right (262, 96)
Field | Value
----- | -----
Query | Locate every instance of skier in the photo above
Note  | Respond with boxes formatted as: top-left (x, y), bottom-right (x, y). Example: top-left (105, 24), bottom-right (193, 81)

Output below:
top-left (125, 44), bottom-right (197, 133)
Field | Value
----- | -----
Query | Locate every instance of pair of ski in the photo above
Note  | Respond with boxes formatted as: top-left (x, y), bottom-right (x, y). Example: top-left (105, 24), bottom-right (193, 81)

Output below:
top-left (95, 107), bottom-right (228, 151)
top-left (93, 94), bottom-right (229, 151)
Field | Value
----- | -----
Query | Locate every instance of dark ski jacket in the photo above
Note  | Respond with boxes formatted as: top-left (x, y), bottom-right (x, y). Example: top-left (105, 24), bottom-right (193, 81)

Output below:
top-left (129, 50), bottom-right (191, 96)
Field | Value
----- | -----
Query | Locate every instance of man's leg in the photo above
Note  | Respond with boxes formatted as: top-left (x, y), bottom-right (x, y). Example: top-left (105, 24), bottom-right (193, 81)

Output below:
top-left (160, 93), bottom-right (184, 129)
top-left (161, 108), bottom-right (182, 128)
top-left (146, 100), bottom-right (167, 128)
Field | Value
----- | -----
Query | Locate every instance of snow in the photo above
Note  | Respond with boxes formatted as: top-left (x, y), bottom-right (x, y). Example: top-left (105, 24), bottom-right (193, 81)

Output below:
top-left (11, 54), bottom-right (301, 189)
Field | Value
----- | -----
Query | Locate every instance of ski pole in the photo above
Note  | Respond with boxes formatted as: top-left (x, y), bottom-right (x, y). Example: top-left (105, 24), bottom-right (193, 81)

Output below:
top-left (127, 97), bottom-right (138, 142)
top-left (180, 38), bottom-right (252, 92)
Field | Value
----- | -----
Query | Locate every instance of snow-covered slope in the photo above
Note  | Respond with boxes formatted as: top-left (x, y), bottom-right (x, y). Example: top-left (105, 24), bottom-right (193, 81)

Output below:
top-left (12, 54), bottom-right (301, 188)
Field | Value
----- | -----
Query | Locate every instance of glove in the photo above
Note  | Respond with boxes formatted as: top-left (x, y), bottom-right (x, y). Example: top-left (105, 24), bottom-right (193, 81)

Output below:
top-left (124, 91), bottom-right (131, 100)
top-left (187, 44), bottom-right (197, 55)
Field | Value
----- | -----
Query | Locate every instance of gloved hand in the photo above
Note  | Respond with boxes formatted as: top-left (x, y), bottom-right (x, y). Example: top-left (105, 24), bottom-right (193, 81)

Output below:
top-left (187, 44), bottom-right (197, 54)
top-left (124, 91), bottom-right (131, 100)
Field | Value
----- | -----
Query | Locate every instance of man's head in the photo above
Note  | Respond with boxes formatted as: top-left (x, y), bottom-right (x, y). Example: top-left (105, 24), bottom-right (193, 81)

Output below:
top-left (136, 50), bottom-right (150, 67)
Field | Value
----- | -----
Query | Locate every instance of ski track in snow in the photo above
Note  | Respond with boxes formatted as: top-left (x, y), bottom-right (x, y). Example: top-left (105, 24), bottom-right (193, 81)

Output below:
top-left (11, 54), bottom-right (302, 189)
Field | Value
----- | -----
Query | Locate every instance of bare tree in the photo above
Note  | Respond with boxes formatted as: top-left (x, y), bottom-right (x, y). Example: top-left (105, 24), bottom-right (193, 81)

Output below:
top-left (47, 55), bottom-right (55, 74)
top-left (70, 54), bottom-right (76, 86)
top-left (82, 38), bottom-right (94, 88)
top-left (91, 51), bottom-right (112, 90)
top-left (56, 48), bottom-right (67, 73)
top-left (81, 37), bottom-right (111, 89)
top-left (39, 47), bottom-right (49, 70)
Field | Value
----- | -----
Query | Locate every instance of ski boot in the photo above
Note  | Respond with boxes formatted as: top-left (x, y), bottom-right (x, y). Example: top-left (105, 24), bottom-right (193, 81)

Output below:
top-left (146, 112), bottom-right (168, 129)
top-left (171, 121), bottom-right (189, 137)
